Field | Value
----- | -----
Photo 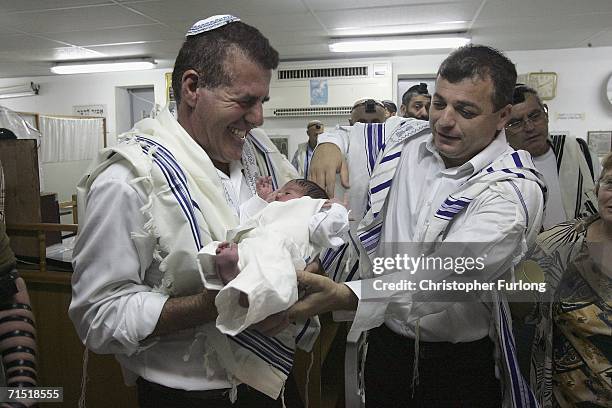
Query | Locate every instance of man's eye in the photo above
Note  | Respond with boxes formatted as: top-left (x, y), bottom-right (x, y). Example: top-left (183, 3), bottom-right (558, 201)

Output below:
top-left (432, 101), bottom-right (445, 109)
top-left (458, 109), bottom-right (477, 119)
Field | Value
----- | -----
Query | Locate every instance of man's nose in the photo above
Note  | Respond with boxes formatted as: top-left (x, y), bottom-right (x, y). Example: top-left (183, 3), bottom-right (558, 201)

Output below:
top-left (245, 102), bottom-right (264, 127)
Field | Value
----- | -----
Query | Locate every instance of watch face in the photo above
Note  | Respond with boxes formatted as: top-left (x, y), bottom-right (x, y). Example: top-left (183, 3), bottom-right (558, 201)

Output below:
top-left (528, 72), bottom-right (557, 100)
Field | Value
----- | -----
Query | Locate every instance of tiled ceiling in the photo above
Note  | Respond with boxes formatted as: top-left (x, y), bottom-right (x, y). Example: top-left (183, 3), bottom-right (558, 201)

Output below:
top-left (0, 0), bottom-right (610, 78)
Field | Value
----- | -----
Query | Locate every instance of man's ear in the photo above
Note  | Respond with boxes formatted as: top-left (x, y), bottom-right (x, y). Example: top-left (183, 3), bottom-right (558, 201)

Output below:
top-left (399, 104), bottom-right (407, 117)
top-left (181, 69), bottom-right (200, 108)
top-left (497, 104), bottom-right (512, 131)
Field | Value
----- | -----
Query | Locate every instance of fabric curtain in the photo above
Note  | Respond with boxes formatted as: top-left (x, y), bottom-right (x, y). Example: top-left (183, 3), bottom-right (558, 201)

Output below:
top-left (40, 116), bottom-right (103, 163)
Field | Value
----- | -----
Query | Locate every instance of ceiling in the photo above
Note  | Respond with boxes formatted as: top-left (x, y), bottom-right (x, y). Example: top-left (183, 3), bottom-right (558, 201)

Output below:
top-left (0, 0), bottom-right (611, 78)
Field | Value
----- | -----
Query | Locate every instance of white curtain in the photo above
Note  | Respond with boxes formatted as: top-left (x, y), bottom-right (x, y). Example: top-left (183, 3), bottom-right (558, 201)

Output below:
top-left (40, 116), bottom-right (103, 163)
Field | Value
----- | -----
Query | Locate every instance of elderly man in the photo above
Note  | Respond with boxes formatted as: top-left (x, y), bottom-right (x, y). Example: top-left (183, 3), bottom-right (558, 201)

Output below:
top-left (291, 120), bottom-right (324, 178)
top-left (300, 45), bottom-right (543, 407)
top-left (69, 15), bottom-right (304, 408)
top-left (400, 82), bottom-right (432, 120)
top-left (506, 84), bottom-right (600, 229)
top-left (349, 98), bottom-right (387, 125)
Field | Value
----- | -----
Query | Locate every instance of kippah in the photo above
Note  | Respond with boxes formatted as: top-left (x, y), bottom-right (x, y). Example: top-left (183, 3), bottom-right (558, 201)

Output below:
top-left (186, 15), bottom-right (241, 37)
top-left (307, 120), bottom-right (323, 129)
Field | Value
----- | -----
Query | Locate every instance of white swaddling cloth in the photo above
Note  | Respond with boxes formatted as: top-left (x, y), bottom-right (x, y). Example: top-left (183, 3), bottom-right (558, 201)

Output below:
top-left (198, 197), bottom-right (348, 335)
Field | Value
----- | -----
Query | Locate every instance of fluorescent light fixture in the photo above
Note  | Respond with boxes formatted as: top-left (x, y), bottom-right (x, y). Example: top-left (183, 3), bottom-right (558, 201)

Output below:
top-left (51, 58), bottom-right (156, 75)
top-left (0, 82), bottom-right (40, 99)
top-left (329, 35), bottom-right (470, 53)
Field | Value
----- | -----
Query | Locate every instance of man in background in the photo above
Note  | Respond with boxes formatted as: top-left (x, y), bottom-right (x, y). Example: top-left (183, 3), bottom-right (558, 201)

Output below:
top-left (349, 98), bottom-right (387, 125)
top-left (292, 120), bottom-right (324, 178)
top-left (382, 100), bottom-right (397, 119)
top-left (400, 82), bottom-right (431, 120)
top-left (507, 84), bottom-right (600, 229)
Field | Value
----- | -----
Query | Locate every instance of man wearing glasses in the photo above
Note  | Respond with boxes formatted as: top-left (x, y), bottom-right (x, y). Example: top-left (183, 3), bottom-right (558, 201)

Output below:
top-left (506, 85), bottom-right (600, 229)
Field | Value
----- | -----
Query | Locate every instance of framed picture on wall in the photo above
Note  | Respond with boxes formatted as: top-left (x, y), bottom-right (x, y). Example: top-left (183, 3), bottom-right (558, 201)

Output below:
top-left (587, 131), bottom-right (612, 156)
top-left (270, 137), bottom-right (289, 159)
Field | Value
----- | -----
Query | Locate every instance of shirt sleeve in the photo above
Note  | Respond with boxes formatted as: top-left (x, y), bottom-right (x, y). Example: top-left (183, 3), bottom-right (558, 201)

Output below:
top-left (69, 163), bottom-right (168, 356)
top-left (316, 127), bottom-right (350, 156)
top-left (347, 178), bottom-right (545, 335)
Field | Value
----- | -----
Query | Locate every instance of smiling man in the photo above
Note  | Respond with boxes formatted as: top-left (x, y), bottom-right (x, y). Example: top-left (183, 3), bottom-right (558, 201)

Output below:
top-left (305, 45), bottom-right (544, 407)
top-left (69, 15), bottom-right (303, 408)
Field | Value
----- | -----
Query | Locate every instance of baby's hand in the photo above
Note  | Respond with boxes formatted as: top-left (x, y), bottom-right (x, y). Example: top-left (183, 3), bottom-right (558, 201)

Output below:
top-left (322, 192), bottom-right (349, 209)
top-left (256, 176), bottom-right (274, 199)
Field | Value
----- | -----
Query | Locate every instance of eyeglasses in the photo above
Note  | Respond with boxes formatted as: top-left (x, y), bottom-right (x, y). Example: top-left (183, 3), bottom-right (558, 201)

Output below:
top-left (599, 178), bottom-right (612, 191)
top-left (506, 110), bottom-right (545, 132)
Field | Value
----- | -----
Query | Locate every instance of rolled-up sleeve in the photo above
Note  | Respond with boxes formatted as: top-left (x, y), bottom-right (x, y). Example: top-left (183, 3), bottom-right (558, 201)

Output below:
top-left (69, 164), bottom-right (168, 356)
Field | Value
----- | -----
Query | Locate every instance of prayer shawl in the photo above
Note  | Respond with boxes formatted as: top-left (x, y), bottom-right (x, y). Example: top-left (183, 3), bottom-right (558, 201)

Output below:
top-left (322, 120), bottom-right (543, 408)
top-left (77, 108), bottom-right (316, 401)
top-left (291, 142), bottom-right (313, 178)
top-left (549, 134), bottom-right (598, 219)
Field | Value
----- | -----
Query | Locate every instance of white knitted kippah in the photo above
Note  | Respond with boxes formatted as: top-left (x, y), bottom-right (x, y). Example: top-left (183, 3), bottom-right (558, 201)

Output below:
top-left (186, 15), bottom-right (241, 37)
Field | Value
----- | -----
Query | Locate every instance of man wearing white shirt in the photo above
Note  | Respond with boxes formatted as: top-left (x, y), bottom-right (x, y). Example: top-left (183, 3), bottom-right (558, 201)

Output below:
top-left (296, 45), bottom-right (544, 407)
top-left (69, 15), bottom-right (303, 408)
top-left (291, 120), bottom-right (324, 178)
top-left (506, 84), bottom-right (600, 229)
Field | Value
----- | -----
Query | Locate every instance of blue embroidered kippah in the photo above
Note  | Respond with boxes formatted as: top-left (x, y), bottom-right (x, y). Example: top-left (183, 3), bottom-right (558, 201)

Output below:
top-left (186, 15), bottom-right (241, 37)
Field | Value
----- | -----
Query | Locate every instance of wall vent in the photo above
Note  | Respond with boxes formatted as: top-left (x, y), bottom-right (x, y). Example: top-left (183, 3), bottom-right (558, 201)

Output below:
top-left (277, 66), bottom-right (368, 80)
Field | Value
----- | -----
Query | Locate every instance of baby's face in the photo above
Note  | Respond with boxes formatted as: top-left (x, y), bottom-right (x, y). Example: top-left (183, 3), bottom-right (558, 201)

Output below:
top-left (275, 183), bottom-right (305, 202)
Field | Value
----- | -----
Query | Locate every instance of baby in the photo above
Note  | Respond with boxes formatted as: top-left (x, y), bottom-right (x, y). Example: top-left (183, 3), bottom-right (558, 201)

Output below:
top-left (198, 178), bottom-right (349, 336)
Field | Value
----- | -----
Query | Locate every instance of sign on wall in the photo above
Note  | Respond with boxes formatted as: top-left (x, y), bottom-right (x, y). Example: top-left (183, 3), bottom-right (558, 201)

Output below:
top-left (73, 104), bottom-right (106, 117)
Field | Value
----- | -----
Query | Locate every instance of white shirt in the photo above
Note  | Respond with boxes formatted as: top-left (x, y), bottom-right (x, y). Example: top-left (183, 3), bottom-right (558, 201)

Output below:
top-left (533, 147), bottom-right (566, 229)
top-left (322, 123), bottom-right (544, 342)
top-left (71, 160), bottom-right (252, 391)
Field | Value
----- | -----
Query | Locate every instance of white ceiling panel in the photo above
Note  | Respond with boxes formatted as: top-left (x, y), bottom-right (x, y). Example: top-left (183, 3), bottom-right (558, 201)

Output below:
top-left (126, 0), bottom-right (308, 23)
top-left (0, 4), bottom-right (155, 34)
top-left (0, 0), bottom-right (113, 13)
top-left (479, 0), bottom-right (612, 20)
top-left (0, 0), bottom-right (610, 78)
top-left (316, 3), bottom-right (481, 31)
top-left (305, 0), bottom-right (468, 11)
top-left (45, 24), bottom-right (182, 46)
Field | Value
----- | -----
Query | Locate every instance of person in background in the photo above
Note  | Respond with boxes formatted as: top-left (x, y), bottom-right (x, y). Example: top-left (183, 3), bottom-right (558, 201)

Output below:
top-left (507, 84), bottom-right (600, 229)
top-left (349, 98), bottom-right (387, 125)
top-left (69, 15), bottom-right (304, 408)
top-left (382, 100), bottom-right (397, 119)
top-left (400, 82), bottom-right (431, 120)
top-left (528, 151), bottom-right (612, 407)
top-left (0, 159), bottom-right (38, 407)
top-left (291, 120), bottom-right (324, 178)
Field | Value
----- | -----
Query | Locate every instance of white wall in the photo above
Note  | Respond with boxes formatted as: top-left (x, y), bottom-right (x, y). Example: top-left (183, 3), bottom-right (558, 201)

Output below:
top-left (0, 46), bottom-right (610, 200)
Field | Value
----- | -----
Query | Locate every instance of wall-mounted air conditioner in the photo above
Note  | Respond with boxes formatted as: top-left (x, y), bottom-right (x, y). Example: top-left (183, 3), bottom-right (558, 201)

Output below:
top-left (265, 60), bottom-right (392, 118)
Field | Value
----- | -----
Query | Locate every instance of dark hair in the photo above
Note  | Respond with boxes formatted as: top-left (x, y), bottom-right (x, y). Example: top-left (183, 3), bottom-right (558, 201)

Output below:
top-left (0, 128), bottom-right (17, 140)
top-left (401, 83), bottom-right (430, 106)
top-left (172, 21), bottom-right (279, 105)
top-left (437, 45), bottom-right (517, 111)
top-left (512, 84), bottom-right (546, 112)
top-left (290, 179), bottom-right (329, 200)
top-left (382, 100), bottom-right (397, 113)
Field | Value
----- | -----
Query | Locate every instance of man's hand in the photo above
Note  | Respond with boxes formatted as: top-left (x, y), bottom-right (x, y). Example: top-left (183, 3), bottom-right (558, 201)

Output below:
top-left (288, 271), bottom-right (358, 321)
top-left (308, 143), bottom-right (349, 198)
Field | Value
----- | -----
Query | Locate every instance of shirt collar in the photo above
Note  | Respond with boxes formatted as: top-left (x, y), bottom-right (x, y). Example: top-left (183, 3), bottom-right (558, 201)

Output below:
top-left (419, 130), bottom-right (510, 176)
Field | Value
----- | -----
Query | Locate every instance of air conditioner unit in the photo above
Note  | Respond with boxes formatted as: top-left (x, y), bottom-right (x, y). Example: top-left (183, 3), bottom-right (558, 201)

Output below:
top-left (265, 60), bottom-right (392, 118)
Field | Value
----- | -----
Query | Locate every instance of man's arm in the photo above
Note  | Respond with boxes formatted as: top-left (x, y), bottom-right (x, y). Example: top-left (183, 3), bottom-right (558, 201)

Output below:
top-left (69, 165), bottom-right (217, 355)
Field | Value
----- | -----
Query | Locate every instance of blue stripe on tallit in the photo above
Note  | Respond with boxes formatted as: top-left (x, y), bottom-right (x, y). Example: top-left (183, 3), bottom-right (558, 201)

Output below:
top-left (500, 304), bottom-right (538, 407)
top-left (506, 180), bottom-right (530, 228)
top-left (249, 134), bottom-right (279, 190)
top-left (137, 137), bottom-right (203, 250)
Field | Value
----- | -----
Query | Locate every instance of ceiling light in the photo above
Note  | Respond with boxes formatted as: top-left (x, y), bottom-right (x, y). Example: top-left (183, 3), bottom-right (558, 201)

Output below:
top-left (0, 82), bottom-right (40, 99)
top-left (329, 35), bottom-right (470, 53)
top-left (51, 58), bottom-right (156, 75)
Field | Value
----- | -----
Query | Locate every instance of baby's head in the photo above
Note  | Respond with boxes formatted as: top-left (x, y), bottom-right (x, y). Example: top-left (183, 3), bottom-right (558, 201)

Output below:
top-left (276, 179), bottom-right (329, 202)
